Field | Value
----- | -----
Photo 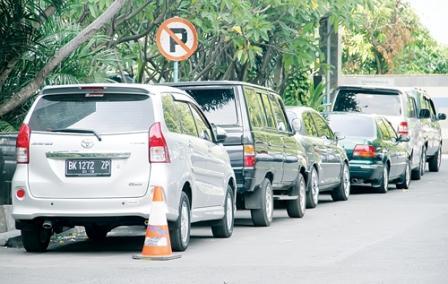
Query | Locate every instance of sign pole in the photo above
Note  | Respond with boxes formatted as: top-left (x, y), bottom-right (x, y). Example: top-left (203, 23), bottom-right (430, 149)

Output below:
top-left (156, 17), bottom-right (198, 82)
top-left (173, 61), bottom-right (179, 82)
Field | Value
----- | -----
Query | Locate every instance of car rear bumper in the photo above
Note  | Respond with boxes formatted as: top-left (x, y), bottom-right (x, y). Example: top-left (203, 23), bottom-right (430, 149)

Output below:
top-left (349, 161), bottom-right (383, 183)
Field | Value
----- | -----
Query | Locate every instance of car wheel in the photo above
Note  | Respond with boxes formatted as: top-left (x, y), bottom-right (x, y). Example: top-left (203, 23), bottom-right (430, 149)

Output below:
top-left (251, 178), bottom-right (274, 227)
top-left (169, 192), bottom-right (191, 251)
top-left (396, 160), bottom-right (411, 189)
top-left (376, 164), bottom-right (389, 193)
top-left (411, 147), bottom-right (425, 180)
top-left (286, 172), bottom-right (306, 218)
top-left (332, 163), bottom-right (350, 201)
top-left (428, 146), bottom-right (442, 172)
top-left (21, 225), bottom-right (51, 252)
top-left (212, 185), bottom-right (234, 238)
top-left (306, 167), bottom-right (319, 208)
top-left (84, 225), bottom-right (109, 242)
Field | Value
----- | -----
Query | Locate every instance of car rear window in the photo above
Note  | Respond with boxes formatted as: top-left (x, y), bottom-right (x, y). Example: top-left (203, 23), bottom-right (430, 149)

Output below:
top-left (29, 94), bottom-right (154, 134)
top-left (333, 89), bottom-right (402, 116)
top-left (327, 114), bottom-right (376, 138)
top-left (184, 88), bottom-right (238, 126)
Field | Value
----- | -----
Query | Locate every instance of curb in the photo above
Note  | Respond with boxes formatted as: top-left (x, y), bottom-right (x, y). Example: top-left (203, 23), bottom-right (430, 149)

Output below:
top-left (0, 229), bottom-right (20, 247)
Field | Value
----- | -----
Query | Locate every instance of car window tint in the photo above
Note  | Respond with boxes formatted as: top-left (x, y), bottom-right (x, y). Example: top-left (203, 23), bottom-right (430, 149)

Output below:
top-left (303, 112), bottom-right (318, 137)
top-left (189, 104), bottom-right (213, 141)
top-left (29, 94), bottom-right (153, 134)
top-left (377, 119), bottom-right (391, 140)
top-left (428, 99), bottom-right (437, 119)
top-left (185, 88), bottom-right (238, 126)
top-left (384, 119), bottom-right (398, 139)
top-left (161, 95), bottom-right (182, 134)
top-left (406, 96), bottom-right (417, 118)
top-left (327, 115), bottom-right (375, 137)
top-left (270, 96), bottom-right (290, 132)
top-left (333, 90), bottom-right (401, 116)
top-left (311, 112), bottom-right (334, 139)
top-left (244, 88), bottom-right (266, 128)
top-left (174, 101), bottom-right (198, 137)
top-left (261, 93), bottom-right (276, 128)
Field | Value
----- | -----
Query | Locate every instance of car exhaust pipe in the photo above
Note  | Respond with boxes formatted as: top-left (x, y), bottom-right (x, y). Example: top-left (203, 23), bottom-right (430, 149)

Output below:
top-left (42, 220), bottom-right (52, 230)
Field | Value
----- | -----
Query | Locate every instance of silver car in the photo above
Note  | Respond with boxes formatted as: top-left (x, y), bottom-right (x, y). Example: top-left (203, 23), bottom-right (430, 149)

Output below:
top-left (332, 86), bottom-right (425, 180)
top-left (408, 88), bottom-right (446, 173)
top-left (12, 84), bottom-right (236, 252)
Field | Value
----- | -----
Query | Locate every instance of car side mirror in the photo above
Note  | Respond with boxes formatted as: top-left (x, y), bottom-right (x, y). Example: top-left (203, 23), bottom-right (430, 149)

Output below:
top-left (419, 109), bottom-right (430, 119)
top-left (437, 113), bottom-right (446, 120)
top-left (396, 135), bottom-right (410, 143)
top-left (334, 131), bottom-right (345, 141)
top-left (291, 118), bottom-right (302, 133)
top-left (214, 126), bottom-right (227, 143)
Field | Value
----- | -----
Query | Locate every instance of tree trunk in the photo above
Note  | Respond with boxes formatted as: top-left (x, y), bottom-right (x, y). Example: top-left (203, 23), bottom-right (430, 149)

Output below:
top-left (0, 0), bottom-right (128, 118)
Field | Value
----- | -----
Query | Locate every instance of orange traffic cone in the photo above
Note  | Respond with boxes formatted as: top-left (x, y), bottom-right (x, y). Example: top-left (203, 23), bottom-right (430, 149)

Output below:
top-left (133, 186), bottom-right (181, 260)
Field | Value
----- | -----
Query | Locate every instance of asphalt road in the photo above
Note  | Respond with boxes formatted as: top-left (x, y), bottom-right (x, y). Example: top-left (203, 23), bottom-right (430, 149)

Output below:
top-left (1, 159), bottom-right (448, 284)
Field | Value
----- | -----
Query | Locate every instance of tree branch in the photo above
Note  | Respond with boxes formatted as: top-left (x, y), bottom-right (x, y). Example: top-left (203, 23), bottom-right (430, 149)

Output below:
top-left (0, 0), bottom-right (128, 117)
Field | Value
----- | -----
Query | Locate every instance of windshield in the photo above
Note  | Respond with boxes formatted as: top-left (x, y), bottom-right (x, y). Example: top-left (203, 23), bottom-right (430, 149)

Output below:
top-left (333, 90), bottom-right (402, 116)
top-left (327, 114), bottom-right (376, 138)
top-left (184, 88), bottom-right (238, 126)
top-left (29, 94), bottom-right (154, 134)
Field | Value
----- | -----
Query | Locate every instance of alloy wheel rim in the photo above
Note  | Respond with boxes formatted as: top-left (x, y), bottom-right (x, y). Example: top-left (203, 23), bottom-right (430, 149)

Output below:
top-left (225, 194), bottom-right (233, 231)
top-left (438, 148), bottom-right (442, 168)
top-left (180, 201), bottom-right (189, 245)
top-left (421, 151), bottom-right (426, 175)
top-left (383, 167), bottom-right (388, 191)
top-left (406, 163), bottom-right (411, 187)
top-left (343, 164), bottom-right (350, 197)
top-left (266, 184), bottom-right (273, 221)
top-left (312, 170), bottom-right (319, 204)
top-left (299, 177), bottom-right (306, 211)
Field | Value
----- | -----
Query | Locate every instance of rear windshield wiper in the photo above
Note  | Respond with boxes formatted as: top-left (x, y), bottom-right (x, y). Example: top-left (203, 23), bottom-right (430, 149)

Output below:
top-left (49, 128), bottom-right (102, 141)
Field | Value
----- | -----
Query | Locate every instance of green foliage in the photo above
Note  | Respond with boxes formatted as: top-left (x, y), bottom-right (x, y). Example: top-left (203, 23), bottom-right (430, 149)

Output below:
top-left (0, 120), bottom-right (16, 132)
top-left (343, 0), bottom-right (448, 74)
top-left (6, 0), bottom-right (444, 129)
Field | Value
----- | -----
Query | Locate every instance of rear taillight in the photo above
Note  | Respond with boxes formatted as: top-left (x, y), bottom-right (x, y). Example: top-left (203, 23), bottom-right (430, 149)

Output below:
top-left (149, 122), bottom-right (170, 163)
top-left (16, 123), bottom-right (30, 164)
top-left (243, 145), bottom-right (256, 168)
top-left (16, 188), bottom-right (25, 200)
top-left (353, 145), bottom-right (376, 158)
top-left (398, 121), bottom-right (409, 136)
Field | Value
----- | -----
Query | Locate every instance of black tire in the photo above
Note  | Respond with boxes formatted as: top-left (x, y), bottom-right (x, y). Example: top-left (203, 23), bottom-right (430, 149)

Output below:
top-left (286, 172), bottom-right (306, 218)
top-left (212, 185), bottom-right (234, 238)
top-left (169, 192), bottom-right (191, 252)
top-left (21, 226), bottom-right (51, 253)
top-left (84, 225), bottom-right (109, 242)
top-left (428, 146), bottom-right (442, 172)
top-left (376, 164), bottom-right (389, 194)
top-left (396, 160), bottom-right (411, 189)
top-left (306, 167), bottom-right (319, 208)
top-left (411, 147), bottom-right (425, 180)
top-left (332, 163), bottom-right (350, 201)
top-left (251, 178), bottom-right (274, 227)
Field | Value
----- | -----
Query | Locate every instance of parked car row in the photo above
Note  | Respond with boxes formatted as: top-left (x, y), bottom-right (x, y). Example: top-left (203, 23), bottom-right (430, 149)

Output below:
top-left (10, 82), bottom-right (445, 253)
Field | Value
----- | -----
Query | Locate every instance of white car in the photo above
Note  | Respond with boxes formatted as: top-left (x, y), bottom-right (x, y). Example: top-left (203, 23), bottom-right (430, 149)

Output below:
top-left (12, 84), bottom-right (236, 252)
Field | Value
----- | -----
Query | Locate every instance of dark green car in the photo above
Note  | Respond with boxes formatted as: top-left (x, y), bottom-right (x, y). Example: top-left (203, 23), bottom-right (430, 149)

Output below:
top-left (326, 113), bottom-right (411, 193)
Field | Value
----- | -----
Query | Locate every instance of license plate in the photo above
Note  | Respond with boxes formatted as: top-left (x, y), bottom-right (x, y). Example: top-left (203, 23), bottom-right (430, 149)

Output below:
top-left (65, 159), bottom-right (111, 177)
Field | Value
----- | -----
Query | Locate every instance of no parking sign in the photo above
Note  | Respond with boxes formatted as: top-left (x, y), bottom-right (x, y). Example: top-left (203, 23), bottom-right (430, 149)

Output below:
top-left (156, 17), bottom-right (198, 62)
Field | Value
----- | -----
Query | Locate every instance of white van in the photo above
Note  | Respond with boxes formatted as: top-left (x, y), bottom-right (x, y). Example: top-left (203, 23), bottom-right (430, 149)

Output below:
top-left (12, 84), bottom-right (236, 252)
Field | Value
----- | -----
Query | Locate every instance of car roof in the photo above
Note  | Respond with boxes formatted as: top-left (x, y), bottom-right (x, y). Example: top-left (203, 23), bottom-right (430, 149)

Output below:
top-left (40, 83), bottom-right (197, 104)
top-left (336, 85), bottom-right (408, 94)
top-left (285, 106), bottom-right (319, 115)
top-left (326, 111), bottom-right (384, 121)
top-left (163, 80), bottom-right (276, 94)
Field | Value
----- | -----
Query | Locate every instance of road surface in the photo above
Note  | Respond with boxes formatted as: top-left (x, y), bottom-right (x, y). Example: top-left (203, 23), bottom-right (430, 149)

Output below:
top-left (1, 159), bottom-right (448, 283)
